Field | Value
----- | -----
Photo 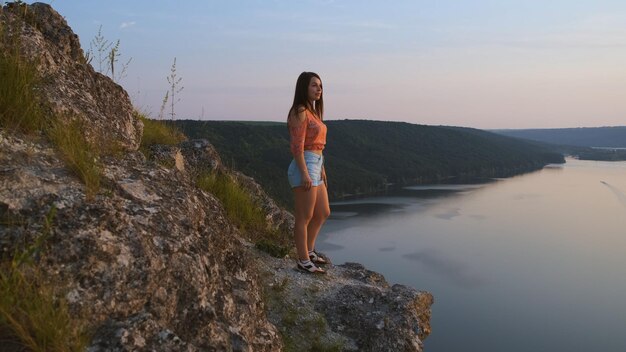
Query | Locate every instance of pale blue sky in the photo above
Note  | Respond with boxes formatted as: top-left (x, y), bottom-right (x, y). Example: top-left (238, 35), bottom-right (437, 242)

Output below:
top-left (45, 0), bottom-right (626, 128)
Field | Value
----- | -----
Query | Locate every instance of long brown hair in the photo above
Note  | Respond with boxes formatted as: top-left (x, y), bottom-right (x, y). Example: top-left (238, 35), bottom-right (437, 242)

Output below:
top-left (287, 72), bottom-right (324, 122)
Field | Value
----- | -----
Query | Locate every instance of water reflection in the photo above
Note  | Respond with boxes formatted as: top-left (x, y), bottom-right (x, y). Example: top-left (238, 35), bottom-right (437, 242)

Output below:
top-left (601, 181), bottom-right (626, 208)
top-left (318, 159), bottom-right (626, 352)
top-left (402, 249), bottom-right (488, 289)
top-left (329, 211), bottom-right (358, 219)
top-left (434, 207), bottom-right (462, 220)
top-left (510, 193), bottom-right (542, 201)
top-left (329, 202), bottom-right (406, 218)
top-left (318, 242), bottom-right (345, 251)
top-left (403, 184), bottom-right (489, 191)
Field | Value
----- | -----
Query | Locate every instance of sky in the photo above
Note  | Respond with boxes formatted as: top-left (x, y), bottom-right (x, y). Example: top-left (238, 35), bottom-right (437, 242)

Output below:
top-left (41, 0), bottom-right (626, 129)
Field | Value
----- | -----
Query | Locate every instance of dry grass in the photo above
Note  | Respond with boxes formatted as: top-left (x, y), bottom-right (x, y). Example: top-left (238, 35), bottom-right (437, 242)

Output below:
top-left (197, 171), bottom-right (292, 257)
top-left (137, 111), bottom-right (186, 154)
top-left (197, 171), bottom-right (267, 231)
top-left (0, 265), bottom-right (90, 352)
top-left (0, 21), bottom-right (46, 133)
top-left (0, 207), bottom-right (90, 352)
top-left (46, 119), bottom-right (101, 200)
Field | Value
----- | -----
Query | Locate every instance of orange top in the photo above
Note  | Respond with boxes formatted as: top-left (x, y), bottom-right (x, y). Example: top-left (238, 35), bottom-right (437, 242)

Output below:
top-left (288, 109), bottom-right (327, 157)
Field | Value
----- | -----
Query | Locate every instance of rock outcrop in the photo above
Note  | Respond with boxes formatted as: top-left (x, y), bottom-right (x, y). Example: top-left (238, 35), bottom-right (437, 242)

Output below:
top-left (259, 256), bottom-right (433, 351)
top-left (0, 2), bottom-right (433, 351)
top-left (0, 129), bottom-right (283, 351)
top-left (149, 140), bottom-right (295, 236)
top-left (0, 2), bottom-right (142, 151)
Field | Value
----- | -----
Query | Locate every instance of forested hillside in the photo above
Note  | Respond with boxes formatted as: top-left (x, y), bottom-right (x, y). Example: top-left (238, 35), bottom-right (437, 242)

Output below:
top-left (493, 126), bottom-right (626, 148)
top-left (176, 120), bottom-right (564, 208)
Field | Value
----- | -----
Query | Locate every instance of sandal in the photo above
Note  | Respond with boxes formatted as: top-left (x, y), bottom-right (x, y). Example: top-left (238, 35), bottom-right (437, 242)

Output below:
top-left (297, 260), bottom-right (326, 274)
top-left (309, 250), bottom-right (329, 265)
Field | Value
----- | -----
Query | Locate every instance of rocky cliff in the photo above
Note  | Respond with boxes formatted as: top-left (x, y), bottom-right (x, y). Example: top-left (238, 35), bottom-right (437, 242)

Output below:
top-left (0, 3), bottom-right (433, 351)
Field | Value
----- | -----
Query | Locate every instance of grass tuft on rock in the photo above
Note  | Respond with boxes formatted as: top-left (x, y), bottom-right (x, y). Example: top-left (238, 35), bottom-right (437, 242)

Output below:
top-left (137, 111), bottom-right (186, 153)
top-left (0, 21), bottom-right (46, 133)
top-left (46, 119), bottom-right (101, 200)
top-left (197, 170), bottom-right (291, 257)
top-left (197, 171), bottom-right (267, 232)
top-left (255, 238), bottom-right (290, 258)
top-left (197, 170), bottom-right (292, 256)
top-left (261, 278), bottom-right (345, 352)
top-left (0, 207), bottom-right (89, 352)
top-left (0, 264), bottom-right (89, 352)
top-left (1, 19), bottom-right (102, 199)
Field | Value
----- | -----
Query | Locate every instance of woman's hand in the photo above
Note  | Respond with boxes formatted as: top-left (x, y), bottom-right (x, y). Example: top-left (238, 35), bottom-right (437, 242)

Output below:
top-left (301, 174), bottom-right (313, 191)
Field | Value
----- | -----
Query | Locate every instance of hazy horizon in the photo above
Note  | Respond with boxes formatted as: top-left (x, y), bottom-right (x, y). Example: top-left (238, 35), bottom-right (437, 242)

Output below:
top-left (177, 118), bottom-right (626, 131)
top-left (49, 0), bottom-right (626, 129)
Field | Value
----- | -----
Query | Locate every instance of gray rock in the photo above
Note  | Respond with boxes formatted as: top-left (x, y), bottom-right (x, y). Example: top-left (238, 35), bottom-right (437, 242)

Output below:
top-left (164, 138), bottom-right (295, 237)
top-left (0, 2), bottom-right (143, 151)
top-left (258, 255), bottom-right (433, 352)
top-left (0, 129), bottom-right (284, 351)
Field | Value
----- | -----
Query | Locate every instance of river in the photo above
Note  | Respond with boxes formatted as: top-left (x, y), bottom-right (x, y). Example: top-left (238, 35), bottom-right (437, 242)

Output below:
top-left (317, 158), bottom-right (626, 352)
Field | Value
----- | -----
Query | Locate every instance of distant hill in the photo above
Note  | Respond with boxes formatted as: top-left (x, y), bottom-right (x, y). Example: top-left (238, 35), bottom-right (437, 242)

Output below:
top-left (493, 126), bottom-right (626, 148)
top-left (175, 120), bottom-right (564, 209)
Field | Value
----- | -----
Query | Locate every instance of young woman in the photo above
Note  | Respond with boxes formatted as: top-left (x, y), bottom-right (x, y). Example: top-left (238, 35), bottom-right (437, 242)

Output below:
top-left (287, 72), bottom-right (331, 274)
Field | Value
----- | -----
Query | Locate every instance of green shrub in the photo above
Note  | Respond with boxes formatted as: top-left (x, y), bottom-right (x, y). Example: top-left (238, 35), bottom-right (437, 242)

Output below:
top-left (137, 111), bottom-right (186, 153)
top-left (46, 119), bottom-right (101, 200)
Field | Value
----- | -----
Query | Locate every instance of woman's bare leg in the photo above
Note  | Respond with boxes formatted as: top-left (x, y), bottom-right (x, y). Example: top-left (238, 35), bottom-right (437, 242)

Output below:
top-left (293, 186), bottom-right (318, 261)
top-left (307, 183), bottom-right (331, 251)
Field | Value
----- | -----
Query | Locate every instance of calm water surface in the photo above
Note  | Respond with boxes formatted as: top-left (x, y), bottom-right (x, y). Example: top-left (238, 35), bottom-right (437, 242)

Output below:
top-left (317, 159), bottom-right (626, 352)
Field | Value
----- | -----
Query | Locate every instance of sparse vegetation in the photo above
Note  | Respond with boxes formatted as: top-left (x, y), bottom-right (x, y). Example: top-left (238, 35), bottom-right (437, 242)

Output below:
top-left (0, 19), bottom-right (46, 133)
top-left (197, 171), bottom-right (266, 232)
top-left (46, 118), bottom-right (101, 200)
top-left (165, 57), bottom-right (184, 121)
top-left (256, 238), bottom-right (290, 258)
top-left (262, 284), bottom-right (344, 352)
top-left (0, 266), bottom-right (90, 352)
top-left (279, 306), bottom-right (344, 352)
top-left (137, 111), bottom-right (187, 154)
top-left (196, 170), bottom-right (290, 256)
top-left (2, 1), bottom-right (41, 30)
top-left (157, 90), bottom-right (169, 120)
top-left (84, 25), bottom-right (132, 83)
top-left (0, 207), bottom-right (90, 352)
top-left (1, 10), bottom-right (104, 199)
top-left (155, 58), bottom-right (184, 121)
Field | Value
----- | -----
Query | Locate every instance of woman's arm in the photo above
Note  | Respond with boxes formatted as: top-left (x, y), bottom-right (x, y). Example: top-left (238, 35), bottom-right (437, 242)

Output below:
top-left (289, 107), bottom-right (313, 190)
top-left (294, 152), bottom-right (312, 190)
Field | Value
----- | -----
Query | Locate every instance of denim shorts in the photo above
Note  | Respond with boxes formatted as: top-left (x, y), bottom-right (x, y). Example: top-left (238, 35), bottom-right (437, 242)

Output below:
top-left (287, 151), bottom-right (324, 188)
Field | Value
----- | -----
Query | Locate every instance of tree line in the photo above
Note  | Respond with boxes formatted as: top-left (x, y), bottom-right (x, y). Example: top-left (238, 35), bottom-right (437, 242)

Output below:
top-left (175, 119), bottom-right (565, 209)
